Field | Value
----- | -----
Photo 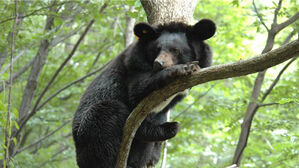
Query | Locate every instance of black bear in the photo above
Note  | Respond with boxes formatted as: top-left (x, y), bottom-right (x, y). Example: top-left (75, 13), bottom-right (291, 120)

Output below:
top-left (72, 19), bottom-right (216, 168)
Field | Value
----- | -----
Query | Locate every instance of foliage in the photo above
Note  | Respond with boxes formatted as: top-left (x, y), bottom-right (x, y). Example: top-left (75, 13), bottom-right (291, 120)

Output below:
top-left (0, 0), bottom-right (298, 168)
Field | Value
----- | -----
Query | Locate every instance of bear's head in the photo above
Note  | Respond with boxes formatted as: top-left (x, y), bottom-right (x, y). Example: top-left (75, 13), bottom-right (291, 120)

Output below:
top-left (134, 19), bottom-right (216, 71)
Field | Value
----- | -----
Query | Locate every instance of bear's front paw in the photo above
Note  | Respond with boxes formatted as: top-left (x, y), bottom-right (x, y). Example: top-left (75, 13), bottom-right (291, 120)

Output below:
top-left (160, 122), bottom-right (179, 139)
top-left (154, 62), bottom-right (200, 89)
top-left (171, 62), bottom-right (200, 76)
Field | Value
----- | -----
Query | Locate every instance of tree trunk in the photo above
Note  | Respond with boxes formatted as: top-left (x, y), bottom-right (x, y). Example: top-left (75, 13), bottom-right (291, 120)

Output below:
top-left (124, 6), bottom-right (136, 47)
top-left (141, 0), bottom-right (197, 24)
top-left (18, 3), bottom-right (57, 120)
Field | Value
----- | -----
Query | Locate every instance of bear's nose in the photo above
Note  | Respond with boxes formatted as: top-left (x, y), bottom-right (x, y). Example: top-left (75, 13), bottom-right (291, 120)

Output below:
top-left (153, 59), bottom-right (164, 71)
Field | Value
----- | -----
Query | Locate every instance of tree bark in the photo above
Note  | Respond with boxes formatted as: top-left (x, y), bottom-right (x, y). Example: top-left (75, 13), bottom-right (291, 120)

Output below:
top-left (141, 0), bottom-right (197, 24)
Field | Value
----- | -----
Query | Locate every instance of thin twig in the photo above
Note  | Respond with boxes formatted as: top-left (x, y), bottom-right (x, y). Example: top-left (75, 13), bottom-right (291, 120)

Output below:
top-left (258, 102), bottom-right (279, 107)
top-left (4, 1), bottom-right (18, 167)
top-left (39, 147), bottom-right (70, 167)
top-left (14, 120), bottom-right (71, 155)
top-left (282, 30), bottom-right (295, 45)
top-left (0, 49), bottom-right (26, 75)
top-left (273, 0), bottom-right (283, 24)
top-left (50, 24), bottom-right (86, 47)
top-left (261, 56), bottom-right (297, 102)
top-left (36, 61), bottom-right (110, 111)
top-left (0, 56), bottom-right (35, 93)
top-left (0, 1), bottom-right (70, 24)
top-left (173, 85), bottom-right (215, 121)
top-left (87, 38), bottom-right (110, 72)
top-left (252, 0), bottom-right (269, 32)
top-left (258, 101), bottom-right (295, 107)
top-left (276, 12), bottom-right (299, 33)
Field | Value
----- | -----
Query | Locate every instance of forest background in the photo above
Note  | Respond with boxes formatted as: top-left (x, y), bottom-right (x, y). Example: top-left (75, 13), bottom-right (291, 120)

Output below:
top-left (0, 0), bottom-right (298, 168)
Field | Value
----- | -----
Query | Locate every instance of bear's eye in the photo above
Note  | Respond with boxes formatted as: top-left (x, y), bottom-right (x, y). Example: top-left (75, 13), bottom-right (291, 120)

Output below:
top-left (170, 47), bottom-right (180, 55)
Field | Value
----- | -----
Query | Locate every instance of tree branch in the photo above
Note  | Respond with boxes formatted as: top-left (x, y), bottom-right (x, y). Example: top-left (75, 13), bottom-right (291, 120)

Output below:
top-left (87, 38), bottom-right (110, 72)
top-left (282, 30), bottom-right (296, 45)
top-left (0, 51), bottom-right (8, 70)
top-left (258, 102), bottom-right (279, 107)
top-left (0, 49), bottom-right (26, 75)
top-left (13, 2), bottom-right (108, 144)
top-left (273, 0), bottom-right (283, 24)
top-left (0, 2), bottom-right (27, 70)
top-left (252, 0), bottom-right (269, 32)
top-left (0, 56), bottom-right (35, 93)
top-left (18, 128), bottom-right (33, 149)
top-left (14, 120), bottom-right (71, 155)
top-left (50, 24), bottom-right (85, 47)
top-left (17, 0), bottom-right (58, 131)
top-left (172, 85), bottom-right (214, 120)
top-left (4, 0), bottom-right (18, 166)
top-left (261, 56), bottom-right (297, 102)
top-left (276, 12), bottom-right (299, 33)
top-left (0, 2), bottom-right (69, 25)
top-left (36, 61), bottom-right (109, 111)
top-left (15, 19), bottom-right (95, 139)
top-left (116, 40), bottom-right (299, 168)
top-left (39, 146), bottom-right (70, 167)
top-left (258, 101), bottom-right (294, 107)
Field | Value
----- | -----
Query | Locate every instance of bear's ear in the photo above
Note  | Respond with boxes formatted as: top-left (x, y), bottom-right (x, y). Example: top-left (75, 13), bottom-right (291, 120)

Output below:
top-left (189, 19), bottom-right (216, 41)
top-left (134, 22), bottom-right (157, 39)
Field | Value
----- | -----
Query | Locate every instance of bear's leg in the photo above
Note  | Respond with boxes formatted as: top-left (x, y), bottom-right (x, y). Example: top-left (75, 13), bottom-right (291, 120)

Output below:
top-left (134, 113), bottom-right (179, 142)
top-left (127, 111), bottom-right (176, 168)
top-left (73, 100), bottom-right (130, 168)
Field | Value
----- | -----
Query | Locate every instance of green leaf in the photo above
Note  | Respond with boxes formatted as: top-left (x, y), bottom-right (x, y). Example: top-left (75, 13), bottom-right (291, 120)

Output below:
top-left (128, 11), bottom-right (138, 18)
top-left (13, 108), bottom-right (18, 119)
top-left (13, 137), bottom-right (17, 145)
top-left (125, 1), bottom-right (135, 6)
top-left (278, 98), bottom-right (296, 104)
top-left (231, 0), bottom-right (239, 7)
top-left (14, 121), bottom-right (19, 130)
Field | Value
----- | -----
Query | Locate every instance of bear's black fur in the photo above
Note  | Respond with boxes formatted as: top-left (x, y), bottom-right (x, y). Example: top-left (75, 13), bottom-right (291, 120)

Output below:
top-left (72, 19), bottom-right (216, 168)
